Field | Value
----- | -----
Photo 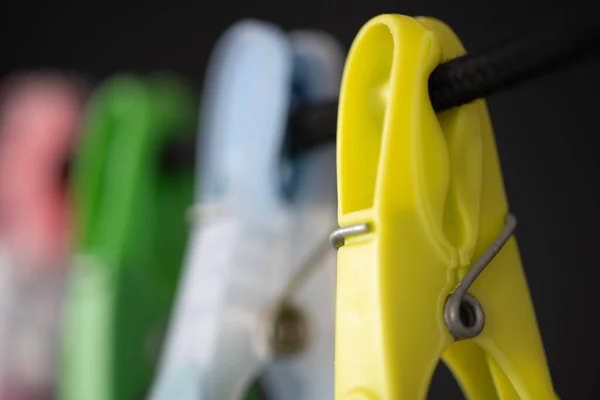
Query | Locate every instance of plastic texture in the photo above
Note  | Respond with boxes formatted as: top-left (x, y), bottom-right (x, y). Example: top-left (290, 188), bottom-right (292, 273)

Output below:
top-left (59, 75), bottom-right (196, 400)
top-left (149, 19), bottom-right (342, 400)
top-left (334, 14), bottom-right (559, 399)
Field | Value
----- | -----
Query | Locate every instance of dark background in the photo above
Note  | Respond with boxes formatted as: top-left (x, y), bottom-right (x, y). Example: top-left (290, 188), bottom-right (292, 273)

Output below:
top-left (2, 0), bottom-right (600, 398)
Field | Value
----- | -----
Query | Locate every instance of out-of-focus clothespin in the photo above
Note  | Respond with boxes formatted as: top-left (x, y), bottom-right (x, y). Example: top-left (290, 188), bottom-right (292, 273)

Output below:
top-left (150, 19), bottom-right (343, 400)
top-left (332, 14), bottom-right (559, 400)
top-left (0, 72), bottom-right (86, 400)
top-left (59, 75), bottom-right (196, 400)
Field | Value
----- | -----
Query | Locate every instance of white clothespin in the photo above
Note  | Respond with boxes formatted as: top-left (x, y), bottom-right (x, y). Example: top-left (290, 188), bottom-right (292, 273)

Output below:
top-left (150, 19), bottom-right (343, 400)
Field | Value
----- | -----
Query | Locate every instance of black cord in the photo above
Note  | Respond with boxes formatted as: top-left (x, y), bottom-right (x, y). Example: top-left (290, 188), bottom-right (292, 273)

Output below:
top-left (288, 18), bottom-right (600, 154)
top-left (428, 18), bottom-right (600, 112)
top-left (82, 17), bottom-right (600, 174)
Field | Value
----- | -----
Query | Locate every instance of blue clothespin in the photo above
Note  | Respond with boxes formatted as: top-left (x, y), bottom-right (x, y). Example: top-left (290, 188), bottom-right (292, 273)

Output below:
top-left (150, 19), bottom-right (343, 400)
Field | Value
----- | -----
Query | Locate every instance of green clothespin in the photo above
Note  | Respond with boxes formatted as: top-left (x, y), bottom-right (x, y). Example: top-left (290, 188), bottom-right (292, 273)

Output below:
top-left (59, 74), bottom-right (196, 400)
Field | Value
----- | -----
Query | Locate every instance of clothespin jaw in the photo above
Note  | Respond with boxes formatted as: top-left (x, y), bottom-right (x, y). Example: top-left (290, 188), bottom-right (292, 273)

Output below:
top-left (60, 74), bottom-right (196, 400)
top-left (335, 14), bottom-right (558, 399)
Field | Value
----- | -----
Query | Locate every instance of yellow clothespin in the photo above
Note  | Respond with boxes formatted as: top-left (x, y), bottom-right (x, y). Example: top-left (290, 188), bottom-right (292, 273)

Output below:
top-left (333, 14), bottom-right (559, 399)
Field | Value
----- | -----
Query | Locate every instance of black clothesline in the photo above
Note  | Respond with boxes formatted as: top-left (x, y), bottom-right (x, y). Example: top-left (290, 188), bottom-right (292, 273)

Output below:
top-left (285, 17), bottom-right (600, 156)
top-left (136, 17), bottom-right (600, 170)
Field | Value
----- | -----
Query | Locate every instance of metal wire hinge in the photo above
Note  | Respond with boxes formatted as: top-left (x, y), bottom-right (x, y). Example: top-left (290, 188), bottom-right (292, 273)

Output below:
top-left (444, 213), bottom-right (517, 340)
top-left (330, 213), bottom-right (518, 341)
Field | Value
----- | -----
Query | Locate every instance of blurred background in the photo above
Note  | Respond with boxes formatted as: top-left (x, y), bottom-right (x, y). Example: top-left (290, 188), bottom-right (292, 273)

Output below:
top-left (2, 0), bottom-right (600, 398)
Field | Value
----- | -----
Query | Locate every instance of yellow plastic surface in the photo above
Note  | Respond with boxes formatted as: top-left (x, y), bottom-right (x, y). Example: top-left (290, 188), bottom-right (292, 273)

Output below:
top-left (335, 14), bottom-right (559, 400)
